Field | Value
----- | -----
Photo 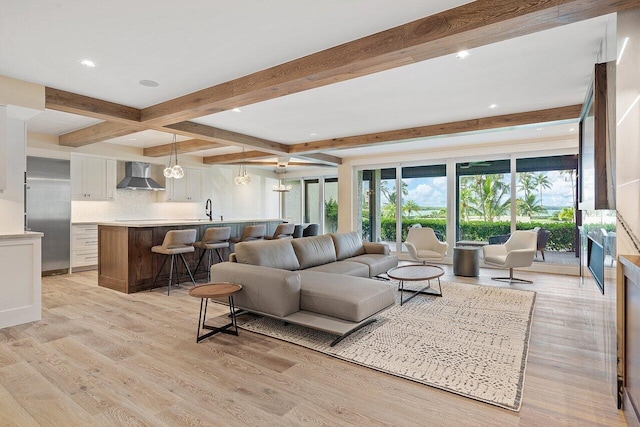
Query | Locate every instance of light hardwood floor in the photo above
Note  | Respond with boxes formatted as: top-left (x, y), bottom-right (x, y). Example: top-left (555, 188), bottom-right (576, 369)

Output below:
top-left (0, 267), bottom-right (627, 426)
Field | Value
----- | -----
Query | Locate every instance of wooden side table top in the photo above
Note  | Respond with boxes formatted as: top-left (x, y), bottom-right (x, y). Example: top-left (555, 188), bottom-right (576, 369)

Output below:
top-left (387, 265), bottom-right (444, 282)
top-left (189, 282), bottom-right (242, 299)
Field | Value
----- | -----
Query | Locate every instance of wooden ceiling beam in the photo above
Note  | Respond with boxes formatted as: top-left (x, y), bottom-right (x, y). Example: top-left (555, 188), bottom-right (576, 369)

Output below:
top-left (138, 0), bottom-right (638, 126)
top-left (203, 151), bottom-right (274, 165)
top-left (59, 121), bottom-right (144, 147)
top-left (165, 121), bottom-right (289, 154)
top-left (243, 161), bottom-right (333, 168)
top-left (143, 139), bottom-right (224, 157)
top-left (45, 87), bottom-right (141, 123)
top-left (294, 152), bottom-right (342, 165)
top-left (288, 105), bottom-right (583, 153)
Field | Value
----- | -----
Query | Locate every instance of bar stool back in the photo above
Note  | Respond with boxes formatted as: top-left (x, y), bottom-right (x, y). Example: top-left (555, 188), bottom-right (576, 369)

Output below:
top-left (194, 227), bottom-right (231, 281)
top-left (229, 224), bottom-right (266, 252)
top-left (151, 229), bottom-right (197, 295)
top-left (303, 223), bottom-right (319, 237)
top-left (265, 223), bottom-right (295, 240)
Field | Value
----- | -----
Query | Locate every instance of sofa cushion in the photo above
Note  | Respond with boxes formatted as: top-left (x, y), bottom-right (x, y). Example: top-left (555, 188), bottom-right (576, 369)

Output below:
top-left (234, 239), bottom-right (300, 271)
top-left (299, 271), bottom-right (395, 322)
top-left (210, 262), bottom-right (300, 318)
top-left (291, 235), bottom-right (337, 269)
top-left (331, 232), bottom-right (365, 261)
top-left (305, 260), bottom-right (369, 277)
top-left (349, 254), bottom-right (399, 277)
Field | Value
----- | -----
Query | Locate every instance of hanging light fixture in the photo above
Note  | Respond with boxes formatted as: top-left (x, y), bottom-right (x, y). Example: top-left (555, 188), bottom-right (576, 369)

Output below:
top-left (272, 163), bottom-right (292, 192)
top-left (163, 134), bottom-right (184, 179)
top-left (234, 148), bottom-right (251, 185)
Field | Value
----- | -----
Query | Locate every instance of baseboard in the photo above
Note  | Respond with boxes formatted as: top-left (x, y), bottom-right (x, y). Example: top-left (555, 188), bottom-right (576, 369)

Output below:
top-left (72, 264), bottom-right (97, 273)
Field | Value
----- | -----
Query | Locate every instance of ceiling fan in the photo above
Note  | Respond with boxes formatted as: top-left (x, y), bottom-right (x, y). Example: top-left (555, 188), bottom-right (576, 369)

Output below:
top-left (460, 161), bottom-right (492, 169)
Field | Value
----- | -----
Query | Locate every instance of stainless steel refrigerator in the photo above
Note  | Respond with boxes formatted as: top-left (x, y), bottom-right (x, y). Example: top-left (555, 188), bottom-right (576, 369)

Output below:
top-left (26, 156), bottom-right (71, 275)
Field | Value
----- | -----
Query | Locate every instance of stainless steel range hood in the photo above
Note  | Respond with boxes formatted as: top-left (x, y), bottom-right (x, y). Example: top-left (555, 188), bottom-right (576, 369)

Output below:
top-left (117, 162), bottom-right (165, 191)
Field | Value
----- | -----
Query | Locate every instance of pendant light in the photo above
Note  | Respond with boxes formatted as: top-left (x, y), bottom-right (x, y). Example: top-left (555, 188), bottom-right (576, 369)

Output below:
top-left (163, 134), bottom-right (184, 179)
top-left (234, 148), bottom-right (251, 185)
top-left (272, 163), bottom-right (292, 192)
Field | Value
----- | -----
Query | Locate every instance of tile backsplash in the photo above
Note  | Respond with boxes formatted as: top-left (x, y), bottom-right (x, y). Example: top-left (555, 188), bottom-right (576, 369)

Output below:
top-left (72, 189), bottom-right (204, 223)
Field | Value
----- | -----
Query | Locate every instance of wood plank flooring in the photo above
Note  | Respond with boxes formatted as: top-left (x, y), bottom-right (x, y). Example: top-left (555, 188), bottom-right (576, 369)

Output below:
top-left (0, 267), bottom-right (627, 426)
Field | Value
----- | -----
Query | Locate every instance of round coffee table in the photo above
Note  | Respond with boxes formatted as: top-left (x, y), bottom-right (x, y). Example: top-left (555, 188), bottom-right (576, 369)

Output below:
top-left (387, 264), bottom-right (444, 305)
top-left (189, 282), bottom-right (242, 343)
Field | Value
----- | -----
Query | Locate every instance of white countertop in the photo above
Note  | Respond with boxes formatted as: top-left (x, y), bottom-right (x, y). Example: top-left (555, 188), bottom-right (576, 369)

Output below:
top-left (0, 231), bottom-right (44, 240)
top-left (97, 218), bottom-right (287, 227)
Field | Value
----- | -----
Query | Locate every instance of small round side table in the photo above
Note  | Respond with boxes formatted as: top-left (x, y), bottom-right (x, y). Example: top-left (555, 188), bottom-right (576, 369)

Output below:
top-left (189, 282), bottom-right (242, 343)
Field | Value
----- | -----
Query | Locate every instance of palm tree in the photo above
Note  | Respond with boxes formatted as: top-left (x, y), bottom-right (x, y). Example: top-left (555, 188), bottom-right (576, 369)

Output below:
top-left (463, 174), bottom-right (510, 222)
top-left (403, 200), bottom-right (420, 218)
top-left (459, 185), bottom-right (473, 222)
top-left (559, 169), bottom-right (577, 221)
top-left (533, 173), bottom-right (552, 207)
top-left (517, 193), bottom-right (546, 217)
top-left (517, 172), bottom-right (536, 198)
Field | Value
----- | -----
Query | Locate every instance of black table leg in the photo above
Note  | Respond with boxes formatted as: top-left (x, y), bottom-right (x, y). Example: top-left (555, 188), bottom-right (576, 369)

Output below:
top-left (195, 296), bottom-right (239, 343)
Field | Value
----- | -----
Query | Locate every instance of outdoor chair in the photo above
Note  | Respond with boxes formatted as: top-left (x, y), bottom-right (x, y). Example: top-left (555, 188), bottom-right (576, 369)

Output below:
top-left (536, 228), bottom-right (551, 261)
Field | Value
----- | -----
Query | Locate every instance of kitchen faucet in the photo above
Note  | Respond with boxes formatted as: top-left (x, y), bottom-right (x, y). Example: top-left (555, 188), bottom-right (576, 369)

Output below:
top-left (205, 199), bottom-right (212, 221)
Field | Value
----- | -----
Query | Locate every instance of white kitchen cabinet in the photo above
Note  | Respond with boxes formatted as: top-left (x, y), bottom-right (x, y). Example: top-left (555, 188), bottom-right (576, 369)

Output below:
top-left (105, 159), bottom-right (117, 200)
top-left (164, 168), bottom-right (202, 202)
top-left (71, 224), bottom-right (98, 270)
top-left (71, 155), bottom-right (116, 201)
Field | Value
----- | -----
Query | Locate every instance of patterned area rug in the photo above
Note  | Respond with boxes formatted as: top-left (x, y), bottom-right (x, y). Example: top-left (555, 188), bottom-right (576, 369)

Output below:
top-left (239, 280), bottom-right (536, 411)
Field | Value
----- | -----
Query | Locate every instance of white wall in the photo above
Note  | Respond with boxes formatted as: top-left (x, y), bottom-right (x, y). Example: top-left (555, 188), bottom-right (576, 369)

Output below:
top-left (0, 107), bottom-right (26, 233)
top-left (616, 8), bottom-right (640, 256)
top-left (0, 75), bottom-right (44, 329)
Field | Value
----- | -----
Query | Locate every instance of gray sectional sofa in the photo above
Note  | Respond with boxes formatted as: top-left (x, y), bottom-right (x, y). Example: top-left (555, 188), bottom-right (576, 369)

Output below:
top-left (210, 232), bottom-right (398, 345)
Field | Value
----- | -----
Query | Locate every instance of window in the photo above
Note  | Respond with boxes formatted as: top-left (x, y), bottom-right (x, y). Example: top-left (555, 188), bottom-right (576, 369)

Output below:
top-left (515, 155), bottom-right (579, 265)
top-left (456, 160), bottom-right (511, 243)
top-left (400, 164), bottom-right (447, 251)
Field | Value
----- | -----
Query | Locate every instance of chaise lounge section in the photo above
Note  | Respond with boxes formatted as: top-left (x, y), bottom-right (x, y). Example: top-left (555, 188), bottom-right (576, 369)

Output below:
top-left (210, 232), bottom-right (398, 345)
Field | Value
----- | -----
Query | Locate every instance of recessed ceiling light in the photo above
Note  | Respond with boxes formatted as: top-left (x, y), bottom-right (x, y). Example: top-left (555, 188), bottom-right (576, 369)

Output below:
top-left (536, 128), bottom-right (543, 131)
top-left (79, 59), bottom-right (96, 68)
top-left (310, 132), bottom-right (318, 137)
top-left (489, 104), bottom-right (498, 109)
top-left (139, 79), bottom-right (159, 87)
top-left (569, 127), bottom-right (575, 132)
top-left (232, 108), bottom-right (242, 113)
top-left (456, 50), bottom-right (470, 59)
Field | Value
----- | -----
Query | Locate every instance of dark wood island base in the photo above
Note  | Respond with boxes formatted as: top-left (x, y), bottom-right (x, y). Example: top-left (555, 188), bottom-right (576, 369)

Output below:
top-left (98, 220), bottom-right (284, 293)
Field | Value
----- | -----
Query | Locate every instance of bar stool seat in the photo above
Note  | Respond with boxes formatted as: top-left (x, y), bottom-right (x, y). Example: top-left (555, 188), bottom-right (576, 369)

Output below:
top-left (151, 229), bottom-right (197, 295)
top-left (194, 227), bottom-right (231, 281)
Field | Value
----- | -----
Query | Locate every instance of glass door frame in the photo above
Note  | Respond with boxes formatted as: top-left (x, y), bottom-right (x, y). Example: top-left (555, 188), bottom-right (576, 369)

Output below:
top-left (282, 175), bottom-right (338, 235)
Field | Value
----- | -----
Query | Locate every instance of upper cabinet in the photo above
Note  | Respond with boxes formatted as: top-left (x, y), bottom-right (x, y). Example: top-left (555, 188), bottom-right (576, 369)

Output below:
top-left (163, 168), bottom-right (203, 202)
top-left (71, 156), bottom-right (116, 201)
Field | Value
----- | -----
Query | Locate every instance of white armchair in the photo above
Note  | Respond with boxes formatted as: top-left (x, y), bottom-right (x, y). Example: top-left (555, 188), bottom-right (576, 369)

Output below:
top-left (405, 227), bottom-right (448, 264)
top-left (482, 230), bottom-right (537, 284)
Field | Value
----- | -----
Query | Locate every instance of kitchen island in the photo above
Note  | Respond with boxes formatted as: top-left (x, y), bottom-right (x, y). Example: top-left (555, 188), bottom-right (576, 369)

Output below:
top-left (98, 219), bottom-right (285, 293)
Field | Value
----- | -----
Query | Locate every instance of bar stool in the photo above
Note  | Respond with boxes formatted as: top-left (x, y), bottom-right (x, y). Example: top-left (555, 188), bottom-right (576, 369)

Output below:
top-left (303, 223), bottom-right (319, 237)
top-left (193, 227), bottom-right (231, 282)
top-left (265, 223), bottom-right (295, 240)
top-left (151, 229), bottom-right (197, 295)
top-left (293, 224), bottom-right (304, 238)
top-left (229, 224), bottom-right (266, 252)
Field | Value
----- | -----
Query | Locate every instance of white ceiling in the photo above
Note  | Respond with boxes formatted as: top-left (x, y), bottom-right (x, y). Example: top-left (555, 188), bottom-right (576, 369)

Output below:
top-left (2, 1), bottom-right (617, 166)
